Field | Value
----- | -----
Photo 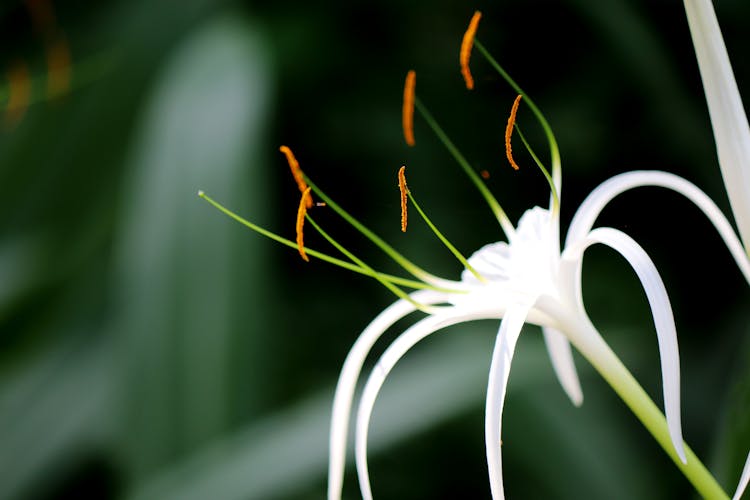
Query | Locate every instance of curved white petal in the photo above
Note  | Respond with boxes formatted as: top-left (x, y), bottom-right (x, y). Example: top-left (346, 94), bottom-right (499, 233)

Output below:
top-left (542, 326), bottom-right (584, 407)
top-left (327, 289), bottom-right (446, 500)
top-left (684, 0), bottom-right (750, 252)
top-left (564, 227), bottom-right (686, 463)
top-left (732, 450), bottom-right (750, 500)
top-left (566, 170), bottom-right (750, 285)
top-left (354, 304), bottom-right (508, 500)
top-left (486, 304), bottom-right (531, 500)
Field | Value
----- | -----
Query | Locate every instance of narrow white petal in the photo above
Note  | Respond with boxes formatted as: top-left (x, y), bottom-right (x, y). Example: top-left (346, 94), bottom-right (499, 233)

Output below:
top-left (583, 227), bottom-right (686, 463)
top-left (566, 170), bottom-right (750, 285)
top-left (732, 450), bottom-right (750, 500)
top-left (328, 289), bottom-right (445, 500)
top-left (684, 0), bottom-right (750, 251)
top-left (542, 327), bottom-right (584, 407)
top-left (354, 305), bottom-right (507, 500)
top-left (485, 304), bottom-right (530, 500)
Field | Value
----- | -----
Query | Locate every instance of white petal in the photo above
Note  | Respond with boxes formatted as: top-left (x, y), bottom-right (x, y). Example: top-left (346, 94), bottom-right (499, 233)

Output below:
top-left (684, 0), bottom-right (750, 251)
top-left (733, 450), bottom-right (750, 500)
top-left (485, 304), bottom-right (530, 500)
top-left (566, 170), bottom-right (750, 285)
top-left (327, 289), bottom-right (445, 500)
top-left (354, 305), bottom-right (507, 500)
top-left (542, 326), bottom-right (584, 407)
top-left (580, 227), bottom-right (686, 463)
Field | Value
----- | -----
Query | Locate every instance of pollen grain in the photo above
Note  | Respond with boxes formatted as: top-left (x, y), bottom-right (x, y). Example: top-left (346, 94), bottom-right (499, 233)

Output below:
top-left (280, 145), bottom-right (313, 208)
top-left (460, 11), bottom-right (482, 90)
top-left (402, 70), bottom-right (416, 147)
top-left (398, 166), bottom-right (408, 232)
top-left (296, 186), bottom-right (313, 261)
top-left (505, 94), bottom-right (522, 171)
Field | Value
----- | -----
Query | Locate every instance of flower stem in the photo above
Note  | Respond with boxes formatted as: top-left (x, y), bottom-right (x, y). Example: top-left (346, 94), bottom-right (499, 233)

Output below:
top-left (573, 317), bottom-right (729, 499)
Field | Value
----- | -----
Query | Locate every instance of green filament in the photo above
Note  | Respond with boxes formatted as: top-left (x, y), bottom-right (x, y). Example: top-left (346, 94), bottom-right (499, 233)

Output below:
top-left (514, 124), bottom-right (559, 210)
top-left (413, 97), bottom-right (515, 238)
top-left (473, 39), bottom-right (562, 194)
top-left (302, 176), bottom-right (450, 288)
top-left (406, 189), bottom-right (486, 282)
top-left (198, 191), bottom-right (460, 293)
top-left (305, 215), bottom-right (443, 313)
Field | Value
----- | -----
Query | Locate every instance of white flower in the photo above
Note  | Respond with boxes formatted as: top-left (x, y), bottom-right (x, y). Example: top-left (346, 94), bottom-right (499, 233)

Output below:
top-left (326, 161), bottom-right (750, 499)
top-left (200, 6), bottom-right (750, 498)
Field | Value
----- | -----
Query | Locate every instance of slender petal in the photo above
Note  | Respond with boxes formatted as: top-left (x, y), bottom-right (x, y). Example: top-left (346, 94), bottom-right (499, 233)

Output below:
top-left (328, 289), bottom-right (445, 500)
top-left (732, 450), bottom-right (750, 500)
top-left (542, 326), bottom-right (584, 406)
top-left (485, 304), bottom-right (531, 499)
top-left (354, 305), bottom-right (507, 500)
top-left (564, 227), bottom-right (686, 463)
top-left (684, 0), bottom-right (750, 252)
top-left (566, 171), bottom-right (750, 285)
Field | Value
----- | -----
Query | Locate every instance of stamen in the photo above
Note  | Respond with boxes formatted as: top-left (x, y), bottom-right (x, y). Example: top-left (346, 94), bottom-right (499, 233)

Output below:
top-left (280, 145), bottom-right (313, 208)
top-left (473, 39), bottom-right (562, 198)
top-left (505, 94), bottom-right (522, 171)
top-left (414, 97), bottom-right (516, 238)
top-left (398, 166), bottom-right (408, 232)
top-left (402, 70), bottom-right (416, 146)
top-left (198, 190), bottom-right (462, 293)
top-left (296, 186), bottom-right (312, 261)
top-left (460, 11), bottom-right (482, 90)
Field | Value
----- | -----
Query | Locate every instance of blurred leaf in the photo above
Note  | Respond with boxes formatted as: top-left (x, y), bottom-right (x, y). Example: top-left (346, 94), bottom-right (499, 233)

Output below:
top-left (0, 336), bottom-right (115, 500)
top-left (112, 13), bottom-right (274, 482)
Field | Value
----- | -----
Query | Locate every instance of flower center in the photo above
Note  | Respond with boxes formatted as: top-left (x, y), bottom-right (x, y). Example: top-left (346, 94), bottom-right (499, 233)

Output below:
top-left (452, 207), bottom-right (558, 306)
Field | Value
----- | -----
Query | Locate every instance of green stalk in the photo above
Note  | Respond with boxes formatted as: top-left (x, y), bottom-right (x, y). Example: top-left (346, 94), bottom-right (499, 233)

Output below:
top-left (568, 314), bottom-right (730, 499)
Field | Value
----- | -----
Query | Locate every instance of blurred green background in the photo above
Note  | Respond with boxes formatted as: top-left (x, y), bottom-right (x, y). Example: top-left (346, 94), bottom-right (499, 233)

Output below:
top-left (0, 0), bottom-right (748, 498)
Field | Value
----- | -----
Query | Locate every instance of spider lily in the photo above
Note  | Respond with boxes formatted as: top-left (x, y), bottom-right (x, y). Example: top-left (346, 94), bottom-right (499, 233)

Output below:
top-left (199, 9), bottom-right (750, 500)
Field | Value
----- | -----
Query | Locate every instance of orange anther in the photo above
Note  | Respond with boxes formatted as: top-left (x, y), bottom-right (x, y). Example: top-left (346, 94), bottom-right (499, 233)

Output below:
top-left (402, 70), bottom-right (416, 147)
top-left (460, 11), bottom-right (482, 90)
top-left (46, 35), bottom-right (71, 98)
top-left (5, 61), bottom-right (31, 125)
top-left (280, 145), bottom-right (313, 208)
top-left (505, 94), bottom-right (522, 171)
top-left (398, 166), bottom-right (408, 232)
top-left (296, 186), bottom-right (313, 261)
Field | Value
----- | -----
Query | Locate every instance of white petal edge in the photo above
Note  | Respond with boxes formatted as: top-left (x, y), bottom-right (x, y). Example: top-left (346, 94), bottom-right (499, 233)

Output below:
top-left (684, 0), bottom-right (750, 252)
top-left (563, 226), bottom-right (686, 463)
top-left (486, 304), bottom-right (531, 500)
top-left (327, 289), bottom-right (446, 500)
top-left (732, 450), bottom-right (750, 500)
top-left (542, 326), bottom-right (584, 407)
top-left (566, 170), bottom-right (750, 285)
top-left (353, 304), bottom-right (509, 500)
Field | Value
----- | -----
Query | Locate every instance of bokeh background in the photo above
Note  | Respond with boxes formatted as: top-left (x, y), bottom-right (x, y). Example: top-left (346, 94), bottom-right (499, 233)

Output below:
top-left (1, 0), bottom-right (749, 498)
